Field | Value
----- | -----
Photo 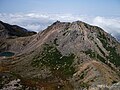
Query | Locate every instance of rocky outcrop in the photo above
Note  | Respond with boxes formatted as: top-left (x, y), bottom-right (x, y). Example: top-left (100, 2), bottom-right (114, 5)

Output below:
top-left (89, 82), bottom-right (120, 90)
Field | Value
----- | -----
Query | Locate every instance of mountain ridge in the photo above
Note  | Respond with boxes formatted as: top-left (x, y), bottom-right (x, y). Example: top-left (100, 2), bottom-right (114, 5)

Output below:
top-left (0, 20), bottom-right (37, 54)
top-left (0, 20), bottom-right (37, 39)
top-left (0, 20), bottom-right (120, 90)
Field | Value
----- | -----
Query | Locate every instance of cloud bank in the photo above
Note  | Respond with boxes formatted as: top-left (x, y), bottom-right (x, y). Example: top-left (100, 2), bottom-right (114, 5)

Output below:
top-left (93, 16), bottom-right (120, 36)
top-left (0, 13), bottom-right (120, 40)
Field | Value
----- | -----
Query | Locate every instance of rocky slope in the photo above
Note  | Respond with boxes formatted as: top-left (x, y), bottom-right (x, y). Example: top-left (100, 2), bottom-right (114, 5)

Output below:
top-left (0, 21), bottom-right (36, 38)
top-left (0, 21), bottom-right (120, 90)
top-left (0, 21), bottom-right (37, 53)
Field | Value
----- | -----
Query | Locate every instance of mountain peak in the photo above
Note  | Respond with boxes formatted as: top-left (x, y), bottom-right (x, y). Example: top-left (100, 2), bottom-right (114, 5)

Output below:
top-left (0, 20), bottom-right (120, 90)
top-left (53, 20), bottom-right (61, 24)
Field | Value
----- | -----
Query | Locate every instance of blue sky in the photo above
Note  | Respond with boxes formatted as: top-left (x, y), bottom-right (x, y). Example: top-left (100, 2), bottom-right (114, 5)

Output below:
top-left (0, 0), bottom-right (120, 17)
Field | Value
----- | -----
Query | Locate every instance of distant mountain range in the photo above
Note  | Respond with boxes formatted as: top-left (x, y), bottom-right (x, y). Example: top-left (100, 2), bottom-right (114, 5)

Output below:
top-left (115, 34), bottom-right (120, 42)
top-left (0, 20), bottom-right (120, 90)
top-left (0, 20), bottom-right (36, 39)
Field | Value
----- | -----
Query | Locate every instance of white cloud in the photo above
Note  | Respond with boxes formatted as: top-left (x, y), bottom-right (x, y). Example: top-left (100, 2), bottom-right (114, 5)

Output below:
top-left (93, 16), bottom-right (120, 36)
top-left (0, 13), bottom-right (87, 32)
top-left (0, 13), bottom-right (120, 40)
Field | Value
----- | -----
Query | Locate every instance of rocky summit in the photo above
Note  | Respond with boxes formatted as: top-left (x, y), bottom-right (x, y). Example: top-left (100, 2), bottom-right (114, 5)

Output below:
top-left (0, 20), bottom-right (120, 90)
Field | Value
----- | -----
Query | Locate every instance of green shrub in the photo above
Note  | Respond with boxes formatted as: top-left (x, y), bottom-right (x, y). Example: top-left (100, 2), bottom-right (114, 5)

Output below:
top-left (97, 32), bottom-right (120, 67)
top-left (31, 44), bottom-right (75, 76)
top-left (84, 49), bottom-right (96, 58)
